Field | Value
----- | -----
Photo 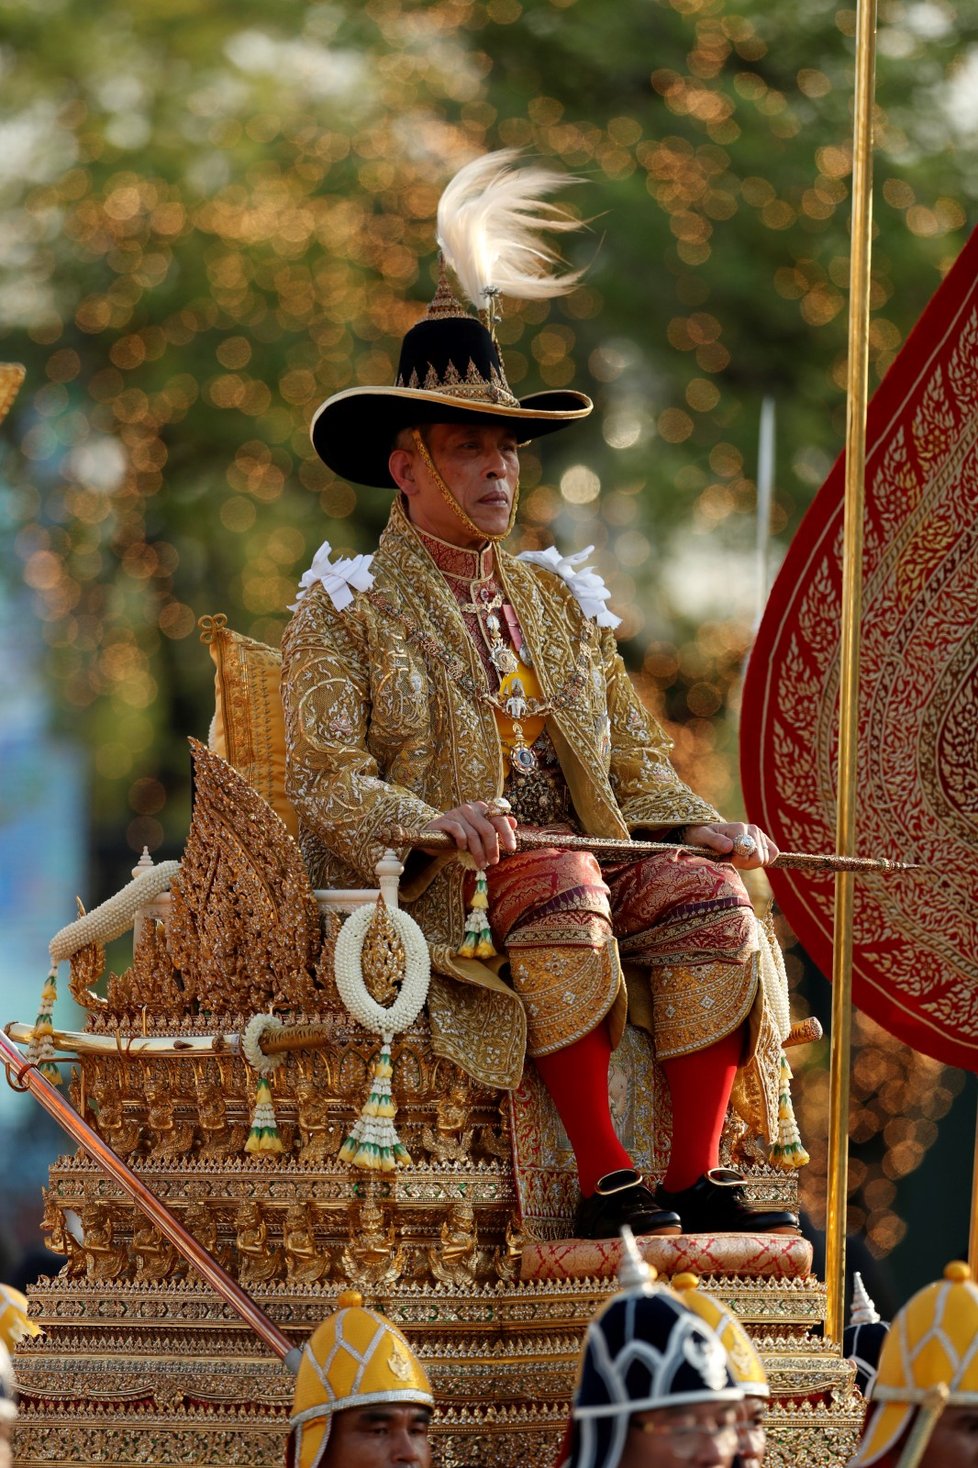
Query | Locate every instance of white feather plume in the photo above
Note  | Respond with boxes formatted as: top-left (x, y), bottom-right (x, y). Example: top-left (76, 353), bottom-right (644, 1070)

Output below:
top-left (436, 149), bottom-right (586, 309)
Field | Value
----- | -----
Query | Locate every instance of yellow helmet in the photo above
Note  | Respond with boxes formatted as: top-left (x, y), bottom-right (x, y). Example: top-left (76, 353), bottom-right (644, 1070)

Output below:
top-left (286, 1290), bottom-right (433, 1468)
top-left (672, 1273), bottom-right (769, 1399)
top-left (852, 1261), bottom-right (978, 1465)
top-left (0, 1285), bottom-right (42, 1352)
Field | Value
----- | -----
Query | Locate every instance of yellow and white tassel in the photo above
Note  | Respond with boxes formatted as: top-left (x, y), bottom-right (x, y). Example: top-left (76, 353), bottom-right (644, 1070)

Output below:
top-left (457, 869), bottom-right (496, 959)
top-left (339, 1036), bottom-right (412, 1172)
top-left (27, 965), bottom-right (62, 1085)
top-left (769, 1051), bottom-right (810, 1169)
top-left (245, 1074), bottom-right (284, 1156)
top-left (242, 1012), bottom-right (285, 1156)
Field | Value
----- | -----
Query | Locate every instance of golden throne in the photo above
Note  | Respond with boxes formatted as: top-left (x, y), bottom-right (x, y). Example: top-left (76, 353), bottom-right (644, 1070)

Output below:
top-left (8, 618), bottom-right (861, 1468)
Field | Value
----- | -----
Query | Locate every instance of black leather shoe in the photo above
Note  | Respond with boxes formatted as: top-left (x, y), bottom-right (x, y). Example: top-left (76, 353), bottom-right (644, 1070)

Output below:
top-left (574, 1168), bottom-right (681, 1240)
top-left (655, 1168), bottom-right (801, 1235)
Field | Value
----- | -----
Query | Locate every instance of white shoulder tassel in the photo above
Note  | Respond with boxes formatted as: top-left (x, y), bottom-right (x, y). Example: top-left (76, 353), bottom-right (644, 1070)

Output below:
top-left (290, 540), bottom-right (375, 612)
top-left (436, 149), bottom-right (586, 310)
top-left (518, 544), bottom-right (621, 628)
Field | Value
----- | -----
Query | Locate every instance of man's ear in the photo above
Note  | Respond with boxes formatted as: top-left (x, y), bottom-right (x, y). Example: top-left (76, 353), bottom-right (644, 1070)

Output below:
top-left (389, 447), bottom-right (417, 495)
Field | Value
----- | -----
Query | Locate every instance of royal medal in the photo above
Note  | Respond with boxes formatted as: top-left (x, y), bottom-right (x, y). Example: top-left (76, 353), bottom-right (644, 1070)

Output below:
top-left (508, 721), bottom-right (538, 774)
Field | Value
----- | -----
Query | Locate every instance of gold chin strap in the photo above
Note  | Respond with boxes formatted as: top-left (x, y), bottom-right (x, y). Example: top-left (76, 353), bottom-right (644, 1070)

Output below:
top-left (410, 428), bottom-right (520, 543)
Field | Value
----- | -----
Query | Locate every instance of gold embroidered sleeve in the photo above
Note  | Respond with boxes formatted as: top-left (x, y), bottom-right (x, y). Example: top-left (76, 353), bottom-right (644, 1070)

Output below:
top-left (602, 629), bottom-right (720, 830)
top-left (281, 588), bottom-right (441, 883)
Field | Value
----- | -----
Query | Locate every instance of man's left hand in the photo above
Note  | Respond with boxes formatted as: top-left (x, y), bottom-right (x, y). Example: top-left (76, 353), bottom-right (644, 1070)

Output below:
top-left (683, 822), bottom-right (779, 870)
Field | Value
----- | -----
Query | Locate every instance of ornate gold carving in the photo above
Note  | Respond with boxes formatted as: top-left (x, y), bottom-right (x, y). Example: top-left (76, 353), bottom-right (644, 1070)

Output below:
top-left (494, 1215), bottom-right (525, 1283)
top-left (429, 1200), bottom-right (483, 1288)
top-left (91, 1070), bottom-right (144, 1158)
top-left (69, 936), bottom-right (106, 1009)
top-left (106, 920), bottom-right (183, 1015)
top-left (361, 895), bottom-right (405, 1004)
top-left (132, 1221), bottom-right (180, 1283)
top-left (194, 1062), bottom-right (247, 1157)
top-left (234, 1203), bottom-right (280, 1285)
top-left (340, 1195), bottom-right (404, 1287)
top-left (421, 1078), bottom-right (474, 1163)
top-left (283, 1204), bottom-right (330, 1284)
top-left (167, 740), bottom-right (322, 1015)
top-left (81, 1204), bottom-right (128, 1283)
top-left (40, 1190), bottom-right (84, 1279)
top-left (143, 1071), bottom-right (194, 1158)
top-left (294, 1059), bottom-right (341, 1162)
top-left (180, 1203), bottom-right (229, 1271)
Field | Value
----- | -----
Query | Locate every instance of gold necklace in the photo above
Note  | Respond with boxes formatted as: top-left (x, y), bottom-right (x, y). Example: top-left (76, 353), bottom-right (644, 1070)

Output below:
top-left (367, 589), bottom-right (592, 772)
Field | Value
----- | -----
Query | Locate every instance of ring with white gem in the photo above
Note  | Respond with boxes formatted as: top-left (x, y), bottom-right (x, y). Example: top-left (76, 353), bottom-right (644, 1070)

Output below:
top-left (732, 833), bottom-right (757, 859)
top-left (334, 903), bottom-right (431, 1036)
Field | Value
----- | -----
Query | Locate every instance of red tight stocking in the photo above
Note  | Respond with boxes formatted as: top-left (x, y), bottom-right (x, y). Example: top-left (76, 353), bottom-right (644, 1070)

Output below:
top-left (534, 1023), bottom-right (632, 1197)
top-left (661, 1026), bottom-right (744, 1193)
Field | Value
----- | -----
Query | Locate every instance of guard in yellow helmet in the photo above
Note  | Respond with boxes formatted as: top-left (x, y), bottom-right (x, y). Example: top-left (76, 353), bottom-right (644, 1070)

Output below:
top-left (848, 1260), bottom-right (978, 1468)
top-left (0, 1285), bottom-right (42, 1354)
top-left (672, 1274), bottom-right (768, 1468)
top-left (286, 1290), bottom-right (434, 1468)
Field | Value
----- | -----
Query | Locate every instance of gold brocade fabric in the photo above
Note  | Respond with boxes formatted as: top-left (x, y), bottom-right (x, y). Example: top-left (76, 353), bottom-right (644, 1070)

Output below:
top-left (509, 940), bottom-right (626, 1058)
top-left (281, 496), bottom-right (722, 1090)
top-left (648, 960), bottom-right (757, 1063)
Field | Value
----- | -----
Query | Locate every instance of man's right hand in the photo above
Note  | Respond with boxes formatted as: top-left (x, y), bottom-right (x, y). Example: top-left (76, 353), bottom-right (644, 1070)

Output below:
top-left (420, 802), bottom-right (518, 868)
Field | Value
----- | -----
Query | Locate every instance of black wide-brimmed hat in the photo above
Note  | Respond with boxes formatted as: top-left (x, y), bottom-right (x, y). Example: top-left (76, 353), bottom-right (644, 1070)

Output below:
top-left (309, 152), bottom-right (594, 489)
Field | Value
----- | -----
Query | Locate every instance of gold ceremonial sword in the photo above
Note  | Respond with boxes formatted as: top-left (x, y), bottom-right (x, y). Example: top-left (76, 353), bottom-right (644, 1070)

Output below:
top-left (378, 824), bottom-right (921, 875)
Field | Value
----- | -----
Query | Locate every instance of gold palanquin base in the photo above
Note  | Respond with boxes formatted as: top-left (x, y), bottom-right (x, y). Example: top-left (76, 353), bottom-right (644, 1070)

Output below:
top-left (12, 1015), bottom-right (862, 1468)
top-left (12, 746), bottom-right (863, 1467)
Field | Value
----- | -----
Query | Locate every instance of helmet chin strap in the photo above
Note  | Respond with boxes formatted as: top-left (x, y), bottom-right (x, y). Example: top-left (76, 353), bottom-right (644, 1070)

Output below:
top-left (410, 428), bottom-right (520, 544)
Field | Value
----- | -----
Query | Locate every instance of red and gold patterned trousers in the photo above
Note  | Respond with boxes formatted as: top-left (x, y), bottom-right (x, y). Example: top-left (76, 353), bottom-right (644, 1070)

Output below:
top-left (485, 843), bottom-right (758, 1061)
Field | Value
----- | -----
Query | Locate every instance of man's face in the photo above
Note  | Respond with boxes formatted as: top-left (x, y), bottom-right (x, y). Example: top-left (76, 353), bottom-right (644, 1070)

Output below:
top-left (735, 1396), bottom-right (766, 1467)
top-left (616, 1401), bottom-right (740, 1468)
top-left (320, 1405), bottom-right (432, 1468)
top-left (921, 1405), bottom-right (978, 1467)
top-left (390, 422), bottom-right (521, 546)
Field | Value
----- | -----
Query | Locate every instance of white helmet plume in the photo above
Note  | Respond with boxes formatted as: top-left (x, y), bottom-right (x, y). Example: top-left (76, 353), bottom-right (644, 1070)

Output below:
top-left (436, 149), bottom-right (586, 311)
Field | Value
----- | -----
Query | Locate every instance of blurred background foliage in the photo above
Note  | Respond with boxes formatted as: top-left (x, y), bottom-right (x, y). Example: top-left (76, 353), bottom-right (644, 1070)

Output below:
top-left (1, 0), bottom-right (977, 1287)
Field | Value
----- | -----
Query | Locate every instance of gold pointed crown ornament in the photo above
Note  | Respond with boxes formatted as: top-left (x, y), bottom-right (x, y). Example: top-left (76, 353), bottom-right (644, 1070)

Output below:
top-left (310, 149), bottom-right (592, 492)
top-left (850, 1260), bottom-right (978, 1465)
top-left (672, 1272), bottom-right (769, 1399)
top-left (286, 1289), bottom-right (433, 1468)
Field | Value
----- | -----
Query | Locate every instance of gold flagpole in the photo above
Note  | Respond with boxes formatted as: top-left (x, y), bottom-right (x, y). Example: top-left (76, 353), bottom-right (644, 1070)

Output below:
top-left (825, 0), bottom-right (879, 1346)
top-left (970, 1106), bottom-right (978, 1271)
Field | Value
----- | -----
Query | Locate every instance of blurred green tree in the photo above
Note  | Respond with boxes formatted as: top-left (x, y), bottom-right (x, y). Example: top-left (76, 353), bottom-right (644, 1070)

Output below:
top-left (2, 0), bottom-right (974, 860)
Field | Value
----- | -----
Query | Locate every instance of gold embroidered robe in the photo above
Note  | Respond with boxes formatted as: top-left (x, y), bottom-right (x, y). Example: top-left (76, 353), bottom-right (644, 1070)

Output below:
top-left (281, 498), bottom-right (731, 1090)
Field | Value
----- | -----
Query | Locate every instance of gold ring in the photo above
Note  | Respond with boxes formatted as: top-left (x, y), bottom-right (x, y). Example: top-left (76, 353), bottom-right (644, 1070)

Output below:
top-left (486, 796), bottom-right (512, 817)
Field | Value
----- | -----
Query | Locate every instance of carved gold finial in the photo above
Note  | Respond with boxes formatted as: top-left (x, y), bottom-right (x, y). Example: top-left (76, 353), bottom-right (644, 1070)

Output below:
top-left (361, 895), bottom-right (405, 1005)
top-left (423, 260), bottom-right (469, 322)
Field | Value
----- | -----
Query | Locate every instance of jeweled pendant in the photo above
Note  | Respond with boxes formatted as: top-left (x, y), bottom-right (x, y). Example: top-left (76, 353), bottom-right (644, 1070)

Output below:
top-left (510, 744), bottom-right (538, 774)
top-left (490, 644), bottom-right (519, 675)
